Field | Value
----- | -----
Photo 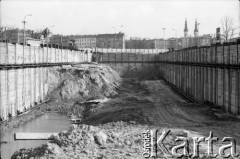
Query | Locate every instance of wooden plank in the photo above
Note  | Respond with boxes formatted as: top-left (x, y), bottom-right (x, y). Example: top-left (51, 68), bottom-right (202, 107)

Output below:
top-left (102, 53), bottom-right (108, 62)
top-left (30, 68), bottom-right (35, 106)
top-left (0, 70), bottom-right (8, 120)
top-left (30, 46), bottom-right (35, 63)
top-left (44, 47), bottom-right (48, 63)
top-left (8, 43), bottom-right (16, 64)
top-left (129, 53), bottom-right (136, 62)
top-left (230, 70), bottom-right (237, 114)
top-left (16, 69), bottom-right (23, 113)
top-left (0, 43), bottom-right (7, 64)
top-left (15, 44), bottom-right (23, 64)
top-left (88, 52), bottom-right (92, 62)
top-left (24, 46), bottom-right (30, 64)
top-left (108, 53), bottom-right (115, 62)
top-left (230, 45), bottom-right (237, 64)
top-left (8, 69), bottom-right (16, 117)
top-left (116, 53), bottom-right (122, 61)
top-left (14, 133), bottom-right (58, 140)
top-left (24, 68), bottom-right (31, 109)
top-left (40, 67), bottom-right (44, 101)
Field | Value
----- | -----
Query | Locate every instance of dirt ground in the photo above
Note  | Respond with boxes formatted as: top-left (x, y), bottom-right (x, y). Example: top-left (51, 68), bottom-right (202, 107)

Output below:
top-left (5, 64), bottom-right (240, 158)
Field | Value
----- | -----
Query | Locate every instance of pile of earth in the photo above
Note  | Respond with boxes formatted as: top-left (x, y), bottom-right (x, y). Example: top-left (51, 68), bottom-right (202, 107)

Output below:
top-left (47, 63), bottom-right (121, 102)
top-left (11, 122), bottom-right (145, 159)
top-left (42, 63), bottom-right (122, 117)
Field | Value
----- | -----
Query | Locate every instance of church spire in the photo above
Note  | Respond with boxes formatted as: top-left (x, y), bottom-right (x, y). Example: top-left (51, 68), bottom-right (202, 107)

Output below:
top-left (184, 19), bottom-right (188, 38)
top-left (184, 18), bottom-right (188, 32)
top-left (194, 19), bottom-right (199, 37)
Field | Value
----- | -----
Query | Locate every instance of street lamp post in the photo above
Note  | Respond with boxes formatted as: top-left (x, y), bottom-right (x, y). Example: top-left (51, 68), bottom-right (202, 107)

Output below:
top-left (23, 14), bottom-right (32, 45)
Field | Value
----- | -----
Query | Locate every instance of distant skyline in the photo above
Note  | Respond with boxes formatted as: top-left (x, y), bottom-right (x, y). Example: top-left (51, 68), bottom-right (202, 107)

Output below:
top-left (1, 0), bottom-right (239, 39)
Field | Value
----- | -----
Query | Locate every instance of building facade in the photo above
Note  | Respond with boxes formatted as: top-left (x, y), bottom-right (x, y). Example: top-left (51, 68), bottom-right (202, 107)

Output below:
top-left (26, 37), bottom-right (41, 46)
top-left (0, 29), bottom-right (32, 44)
top-left (96, 33), bottom-right (125, 49)
top-left (49, 33), bottom-right (125, 49)
top-left (154, 39), bottom-right (164, 49)
top-left (74, 35), bottom-right (96, 48)
top-left (49, 35), bottom-right (72, 47)
top-left (125, 37), bottom-right (154, 49)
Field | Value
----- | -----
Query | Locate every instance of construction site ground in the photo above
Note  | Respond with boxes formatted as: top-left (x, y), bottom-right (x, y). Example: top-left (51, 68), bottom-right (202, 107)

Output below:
top-left (3, 64), bottom-right (240, 159)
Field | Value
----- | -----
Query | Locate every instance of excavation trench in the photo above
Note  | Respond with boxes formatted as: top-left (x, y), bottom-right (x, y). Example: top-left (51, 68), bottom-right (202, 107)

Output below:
top-left (2, 63), bottom-right (240, 159)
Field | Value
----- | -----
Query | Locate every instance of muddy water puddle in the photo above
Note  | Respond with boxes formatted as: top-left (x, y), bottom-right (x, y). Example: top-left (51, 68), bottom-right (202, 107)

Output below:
top-left (1, 113), bottom-right (71, 159)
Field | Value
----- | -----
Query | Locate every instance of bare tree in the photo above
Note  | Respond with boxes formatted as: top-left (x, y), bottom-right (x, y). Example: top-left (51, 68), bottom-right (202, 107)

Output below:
top-left (221, 16), bottom-right (234, 42)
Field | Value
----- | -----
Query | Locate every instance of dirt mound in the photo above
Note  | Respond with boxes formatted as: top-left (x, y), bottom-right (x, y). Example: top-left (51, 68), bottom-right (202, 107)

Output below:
top-left (11, 123), bottom-right (145, 159)
top-left (47, 64), bottom-right (121, 102)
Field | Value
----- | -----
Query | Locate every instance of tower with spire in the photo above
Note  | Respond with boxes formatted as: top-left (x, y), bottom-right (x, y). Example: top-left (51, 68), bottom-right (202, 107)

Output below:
top-left (183, 19), bottom-right (189, 48)
top-left (194, 19), bottom-right (199, 37)
top-left (184, 19), bottom-right (188, 38)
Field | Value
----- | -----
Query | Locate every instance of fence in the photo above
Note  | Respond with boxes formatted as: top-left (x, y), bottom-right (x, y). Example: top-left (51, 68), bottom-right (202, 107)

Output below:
top-left (98, 49), bottom-right (160, 63)
top-left (95, 48), bottom-right (166, 54)
top-left (158, 43), bottom-right (240, 115)
top-left (0, 42), bottom-right (93, 65)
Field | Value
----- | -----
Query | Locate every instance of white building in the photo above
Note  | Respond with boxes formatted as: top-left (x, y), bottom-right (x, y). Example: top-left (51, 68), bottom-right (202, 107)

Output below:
top-left (74, 35), bottom-right (96, 48)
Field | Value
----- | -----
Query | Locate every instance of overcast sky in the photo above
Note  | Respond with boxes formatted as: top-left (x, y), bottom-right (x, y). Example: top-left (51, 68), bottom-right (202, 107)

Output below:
top-left (1, 0), bottom-right (239, 39)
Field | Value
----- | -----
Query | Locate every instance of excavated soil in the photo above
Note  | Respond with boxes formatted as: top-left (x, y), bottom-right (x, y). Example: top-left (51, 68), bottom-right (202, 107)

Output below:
top-left (4, 63), bottom-right (240, 158)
